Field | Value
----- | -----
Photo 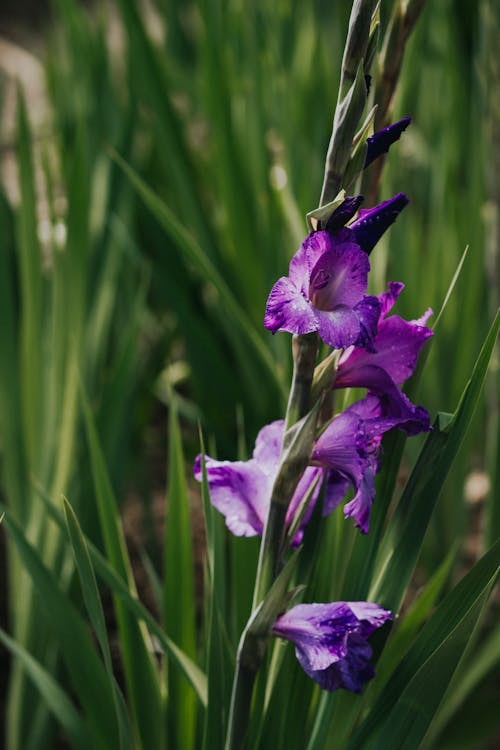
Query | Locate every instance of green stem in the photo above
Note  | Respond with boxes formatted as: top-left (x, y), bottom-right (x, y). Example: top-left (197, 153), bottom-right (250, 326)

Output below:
top-left (284, 333), bottom-right (319, 431)
top-left (225, 657), bottom-right (259, 750)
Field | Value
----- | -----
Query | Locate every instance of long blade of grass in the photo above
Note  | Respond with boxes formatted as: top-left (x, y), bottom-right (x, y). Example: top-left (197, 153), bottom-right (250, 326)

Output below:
top-left (109, 150), bottom-right (285, 402)
top-left (80, 384), bottom-right (165, 750)
top-left (163, 402), bottom-right (198, 749)
top-left (3, 512), bottom-right (120, 750)
top-left (63, 498), bottom-right (133, 750)
top-left (347, 539), bottom-right (500, 749)
top-left (0, 628), bottom-right (91, 750)
top-left (25, 486), bottom-right (208, 706)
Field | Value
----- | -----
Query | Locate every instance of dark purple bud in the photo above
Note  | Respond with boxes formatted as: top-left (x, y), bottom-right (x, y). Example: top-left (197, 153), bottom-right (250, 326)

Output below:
top-left (350, 192), bottom-right (409, 255)
top-left (364, 116), bottom-right (411, 168)
top-left (326, 195), bottom-right (364, 231)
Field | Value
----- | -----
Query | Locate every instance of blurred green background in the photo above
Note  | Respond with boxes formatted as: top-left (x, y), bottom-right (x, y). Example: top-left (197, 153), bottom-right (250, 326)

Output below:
top-left (0, 0), bottom-right (498, 748)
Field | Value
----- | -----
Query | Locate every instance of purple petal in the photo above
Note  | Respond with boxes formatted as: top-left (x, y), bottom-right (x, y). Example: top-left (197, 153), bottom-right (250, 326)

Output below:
top-left (315, 305), bottom-right (364, 350)
top-left (312, 411), bottom-right (379, 530)
top-left (326, 195), bottom-right (364, 231)
top-left (343, 460), bottom-right (376, 533)
top-left (379, 281), bottom-right (405, 317)
top-left (338, 311), bottom-right (433, 386)
top-left (350, 193), bottom-right (409, 254)
top-left (364, 117), bottom-right (411, 169)
top-left (353, 295), bottom-right (382, 351)
top-left (253, 420), bottom-right (284, 474)
top-left (308, 237), bottom-right (370, 309)
top-left (193, 455), bottom-right (269, 537)
top-left (264, 276), bottom-right (318, 336)
top-left (312, 411), bottom-right (369, 484)
top-left (335, 364), bottom-right (431, 435)
top-left (273, 601), bottom-right (392, 693)
top-left (323, 470), bottom-right (351, 515)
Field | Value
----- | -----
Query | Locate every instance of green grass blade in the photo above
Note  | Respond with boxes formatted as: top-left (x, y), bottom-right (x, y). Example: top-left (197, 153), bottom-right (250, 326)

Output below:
top-left (367, 578), bottom-right (496, 750)
top-left (63, 498), bottom-right (133, 750)
top-left (421, 618), bottom-right (500, 748)
top-left (3, 513), bottom-right (120, 750)
top-left (15, 89), bottom-right (42, 484)
top-left (198, 442), bottom-right (233, 750)
top-left (0, 628), bottom-right (91, 750)
top-left (163, 403), bottom-right (197, 749)
top-left (80, 384), bottom-right (165, 750)
top-left (26, 487), bottom-right (208, 706)
top-left (110, 150), bottom-right (285, 402)
top-left (347, 539), bottom-right (500, 749)
top-left (373, 544), bottom-right (457, 688)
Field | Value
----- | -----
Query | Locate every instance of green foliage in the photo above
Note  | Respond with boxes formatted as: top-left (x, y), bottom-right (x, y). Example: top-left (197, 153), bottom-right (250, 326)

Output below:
top-left (0, 0), bottom-right (498, 749)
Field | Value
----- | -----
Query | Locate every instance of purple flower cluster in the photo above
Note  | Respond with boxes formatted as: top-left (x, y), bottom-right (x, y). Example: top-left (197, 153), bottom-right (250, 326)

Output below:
top-left (194, 118), bottom-right (431, 695)
top-left (195, 280), bottom-right (432, 536)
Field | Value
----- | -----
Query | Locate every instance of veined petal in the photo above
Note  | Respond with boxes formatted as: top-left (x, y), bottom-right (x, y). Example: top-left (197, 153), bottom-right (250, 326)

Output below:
top-left (316, 305), bottom-right (362, 350)
top-left (335, 364), bottom-right (431, 435)
top-left (338, 293), bottom-right (433, 385)
top-left (193, 456), bottom-right (269, 537)
top-left (379, 281), bottom-right (405, 317)
top-left (253, 420), bottom-right (284, 475)
top-left (308, 239), bottom-right (370, 309)
top-left (264, 276), bottom-right (318, 336)
top-left (273, 601), bottom-right (392, 693)
top-left (343, 460), bottom-right (376, 533)
top-left (353, 295), bottom-right (382, 351)
top-left (323, 470), bottom-right (351, 515)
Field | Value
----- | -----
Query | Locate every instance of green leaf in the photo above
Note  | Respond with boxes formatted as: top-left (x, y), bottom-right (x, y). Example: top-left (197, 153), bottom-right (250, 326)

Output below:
top-left (163, 402), bottom-right (197, 750)
top-left (3, 512), bottom-right (120, 750)
top-left (63, 498), bottom-right (132, 750)
top-left (15, 89), bottom-right (42, 480)
top-left (0, 628), bottom-right (91, 750)
top-left (348, 539), bottom-right (500, 749)
top-left (374, 544), bottom-right (457, 688)
top-left (80, 385), bottom-right (165, 750)
top-left (199, 444), bottom-right (233, 750)
top-left (25, 486), bottom-right (208, 707)
top-left (110, 149), bottom-right (284, 404)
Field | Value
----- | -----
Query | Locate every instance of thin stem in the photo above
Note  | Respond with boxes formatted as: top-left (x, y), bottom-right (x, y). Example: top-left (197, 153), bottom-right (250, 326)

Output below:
top-left (284, 333), bottom-right (319, 431)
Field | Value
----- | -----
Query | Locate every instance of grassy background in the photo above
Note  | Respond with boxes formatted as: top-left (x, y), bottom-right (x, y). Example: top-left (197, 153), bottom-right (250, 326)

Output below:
top-left (0, 0), bottom-right (498, 748)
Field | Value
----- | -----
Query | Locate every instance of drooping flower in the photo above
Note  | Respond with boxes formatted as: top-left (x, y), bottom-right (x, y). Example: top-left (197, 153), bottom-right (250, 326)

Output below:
top-left (364, 117), bottom-right (411, 169)
top-left (333, 281), bottom-right (432, 432)
top-left (272, 601), bottom-right (392, 692)
top-left (264, 229), bottom-right (381, 349)
top-left (193, 420), bottom-right (323, 540)
top-left (312, 393), bottom-right (429, 533)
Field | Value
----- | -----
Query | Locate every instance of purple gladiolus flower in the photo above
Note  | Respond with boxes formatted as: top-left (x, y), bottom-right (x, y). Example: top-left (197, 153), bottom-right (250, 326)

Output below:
top-left (311, 392), bottom-right (428, 533)
top-left (335, 282), bottom-right (433, 434)
top-left (273, 601), bottom-right (392, 692)
top-left (349, 193), bottom-right (409, 255)
top-left (311, 409), bottom-right (373, 533)
top-left (264, 230), bottom-right (381, 350)
top-left (193, 420), bottom-right (322, 540)
top-left (364, 116), bottom-right (411, 168)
